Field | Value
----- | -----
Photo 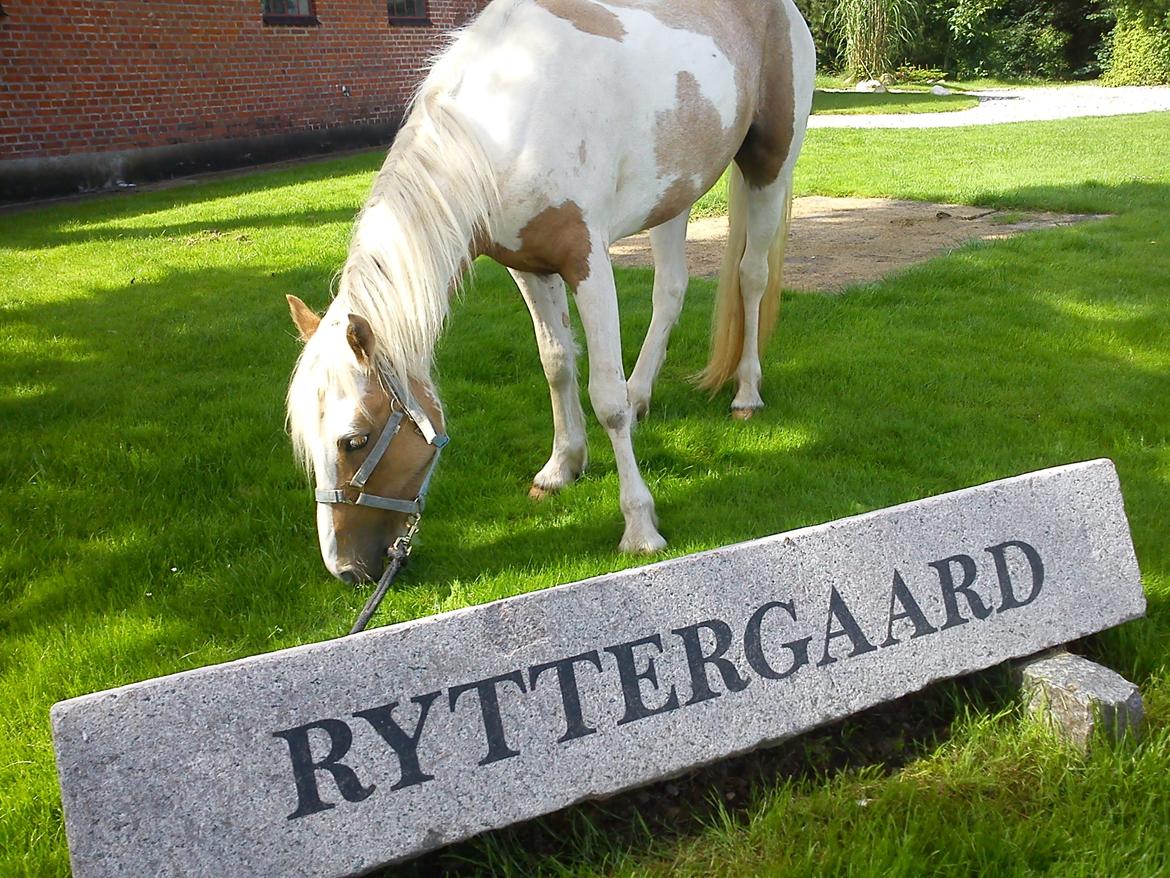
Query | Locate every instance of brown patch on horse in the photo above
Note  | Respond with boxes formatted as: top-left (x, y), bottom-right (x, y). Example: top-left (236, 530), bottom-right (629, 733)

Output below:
top-left (487, 201), bottom-right (594, 288)
top-left (735, 7), bottom-right (795, 187)
top-left (534, 0), bottom-right (626, 41)
top-left (608, 0), bottom-right (767, 118)
top-left (655, 72), bottom-right (726, 177)
top-left (643, 177), bottom-right (703, 230)
top-left (331, 380), bottom-right (444, 574)
top-left (643, 71), bottom-right (728, 227)
top-left (609, 0), bottom-right (796, 187)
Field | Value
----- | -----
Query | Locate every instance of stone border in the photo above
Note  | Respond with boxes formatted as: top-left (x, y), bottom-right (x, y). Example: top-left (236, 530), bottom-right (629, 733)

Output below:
top-left (0, 119), bottom-right (400, 204)
top-left (52, 460), bottom-right (1145, 877)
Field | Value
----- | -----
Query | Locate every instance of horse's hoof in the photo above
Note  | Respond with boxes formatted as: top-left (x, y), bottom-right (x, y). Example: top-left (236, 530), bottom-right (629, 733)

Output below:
top-left (619, 529), bottom-right (667, 554)
top-left (730, 407), bottom-right (759, 421)
top-left (529, 484), bottom-right (554, 501)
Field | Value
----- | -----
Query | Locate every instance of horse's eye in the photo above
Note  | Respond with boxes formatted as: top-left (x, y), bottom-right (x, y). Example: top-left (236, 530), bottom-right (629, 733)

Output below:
top-left (345, 434), bottom-right (369, 452)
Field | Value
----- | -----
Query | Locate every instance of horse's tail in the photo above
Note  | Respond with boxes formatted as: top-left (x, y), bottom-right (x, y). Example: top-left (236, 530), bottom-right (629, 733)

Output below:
top-left (694, 164), bottom-right (792, 393)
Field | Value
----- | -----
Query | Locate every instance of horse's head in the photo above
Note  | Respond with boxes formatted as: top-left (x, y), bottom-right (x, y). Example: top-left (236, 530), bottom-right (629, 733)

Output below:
top-left (286, 295), bottom-right (446, 584)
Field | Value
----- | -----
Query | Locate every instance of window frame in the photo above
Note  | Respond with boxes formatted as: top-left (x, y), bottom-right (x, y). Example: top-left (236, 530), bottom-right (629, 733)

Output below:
top-left (262, 0), bottom-right (319, 27)
top-left (388, 0), bottom-right (430, 26)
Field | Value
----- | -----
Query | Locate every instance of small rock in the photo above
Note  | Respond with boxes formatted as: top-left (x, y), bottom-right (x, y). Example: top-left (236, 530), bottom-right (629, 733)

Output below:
top-left (1016, 650), bottom-right (1144, 751)
top-left (931, 85), bottom-right (953, 96)
top-left (855, 79), bottom-right (887, 94)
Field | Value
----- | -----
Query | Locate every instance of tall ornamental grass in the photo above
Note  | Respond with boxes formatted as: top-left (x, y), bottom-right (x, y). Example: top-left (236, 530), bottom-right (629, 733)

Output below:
top-left (830, 0), bottom-right (917, 81)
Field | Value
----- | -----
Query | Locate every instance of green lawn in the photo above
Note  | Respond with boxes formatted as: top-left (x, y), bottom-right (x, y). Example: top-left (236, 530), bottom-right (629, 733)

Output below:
top-left (814, 73), bottom-right (1094, 91)
top-left (812, 89), bottom-right (979, 115)
top-left (3, 113), bottom-right (1169, 876)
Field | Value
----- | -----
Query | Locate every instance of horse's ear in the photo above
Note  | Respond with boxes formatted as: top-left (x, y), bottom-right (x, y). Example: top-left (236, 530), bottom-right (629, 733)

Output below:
top-left (286, 295), bottom-right (321, 342)
top-left (346, 313), bottom-right (376, 367)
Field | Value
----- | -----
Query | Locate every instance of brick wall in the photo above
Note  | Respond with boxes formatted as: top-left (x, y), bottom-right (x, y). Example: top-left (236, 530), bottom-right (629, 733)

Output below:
top-left (0, 0), bottom-right (487, 162)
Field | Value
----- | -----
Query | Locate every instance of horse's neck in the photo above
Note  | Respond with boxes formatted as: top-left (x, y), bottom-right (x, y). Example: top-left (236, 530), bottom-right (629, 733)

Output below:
top-left (341, 97), bottom-right (498, 385)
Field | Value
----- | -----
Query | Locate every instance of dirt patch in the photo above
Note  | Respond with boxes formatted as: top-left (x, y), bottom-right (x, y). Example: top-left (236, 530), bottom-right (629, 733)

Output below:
top-left (610, 196), bottom-right (1105, 292)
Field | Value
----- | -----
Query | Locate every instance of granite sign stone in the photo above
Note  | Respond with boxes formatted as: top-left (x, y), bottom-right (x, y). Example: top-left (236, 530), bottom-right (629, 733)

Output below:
top-left (52, 460), bottom-right (1145, 878)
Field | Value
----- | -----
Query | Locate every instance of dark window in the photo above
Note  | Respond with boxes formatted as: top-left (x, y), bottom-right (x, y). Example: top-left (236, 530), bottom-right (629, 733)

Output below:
top-left (388, 0), bottom-right (429, 24)
top-left (263, 0), bottom-right (318, 26)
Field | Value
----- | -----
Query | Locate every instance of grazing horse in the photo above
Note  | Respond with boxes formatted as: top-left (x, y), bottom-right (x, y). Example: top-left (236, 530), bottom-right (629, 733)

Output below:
top-left (287, 0), bottom-right (816, 582)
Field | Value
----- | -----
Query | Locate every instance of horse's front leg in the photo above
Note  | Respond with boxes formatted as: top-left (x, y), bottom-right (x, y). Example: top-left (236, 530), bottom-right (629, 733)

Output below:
top-left (572, 244), bottom-right (666, 554)
top-left (628, 210), bottom-right (690, 421)
top-left (511, 269), bottom-right (589, 498)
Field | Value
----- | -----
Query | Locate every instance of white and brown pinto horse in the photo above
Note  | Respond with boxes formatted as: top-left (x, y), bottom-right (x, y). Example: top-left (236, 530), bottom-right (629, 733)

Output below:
top-left (287, 0), bottom-right (815, 582)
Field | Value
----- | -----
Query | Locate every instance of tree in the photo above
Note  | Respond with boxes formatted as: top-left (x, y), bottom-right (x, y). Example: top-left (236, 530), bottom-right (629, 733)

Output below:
top-left (903, 0), bottom-right (1111, 80)
top-left (794, 0), bottom-right (843, 71)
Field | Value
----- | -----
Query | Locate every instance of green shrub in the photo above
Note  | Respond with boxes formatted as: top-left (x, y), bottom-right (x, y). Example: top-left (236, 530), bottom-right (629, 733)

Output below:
top-left (987, 10), bottom-right (1069, 79)
top-left (900, 0), bottom-right (1112, 81)
top-left (1104, 9), bottom-right (1170, 84)
top-left (948, 4), bottom-right (1071, 79)
top-left (893, 64), bottom-right (948, 82)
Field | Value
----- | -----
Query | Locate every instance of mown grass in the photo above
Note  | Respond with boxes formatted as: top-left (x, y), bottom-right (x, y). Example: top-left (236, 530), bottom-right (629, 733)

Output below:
top-left (812, 89), bottom-right (979, 115)
top-left (814, 73), bottom-right (1096, 91)
top-left (2, 112), bottom-right (1169, 876)
top-left (692, 111), bottom-right (1170, 218)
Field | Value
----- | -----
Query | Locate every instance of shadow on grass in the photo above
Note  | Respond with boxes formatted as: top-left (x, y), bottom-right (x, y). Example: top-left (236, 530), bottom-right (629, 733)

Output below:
top-left (0, 263), bottom-right (324, 644)
top-left (394, 668), bottom-right (1015, 877)
top-left (0, 148), bottom-right (384, 250)
top-left (812, 90), bottom-right (979, 116)
top-left (2, 177), bottom-right (1168, 871)
top-left (30, 206), bottom-right (362, 248)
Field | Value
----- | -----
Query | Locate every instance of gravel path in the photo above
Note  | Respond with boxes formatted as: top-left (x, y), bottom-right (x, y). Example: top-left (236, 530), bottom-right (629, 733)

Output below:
top-left (810, 85), bottom-right (1170, 128)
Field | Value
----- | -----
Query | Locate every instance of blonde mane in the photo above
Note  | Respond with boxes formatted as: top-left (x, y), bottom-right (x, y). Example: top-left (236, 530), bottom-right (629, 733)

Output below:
top-left (344, 88), bottom-right (500, 384)
top-left (287, 64), bottom-right (500, 474)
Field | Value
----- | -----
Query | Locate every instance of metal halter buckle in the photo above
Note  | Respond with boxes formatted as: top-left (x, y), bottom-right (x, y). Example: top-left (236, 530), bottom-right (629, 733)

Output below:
top-left (348, 512), bottom-right (422, 636)
top-left (311, 371), bottom-right (447, 635)
top-left (389, 514), bottom-right (421, 562)
top-left (315, 373), bottom-right (448, 519)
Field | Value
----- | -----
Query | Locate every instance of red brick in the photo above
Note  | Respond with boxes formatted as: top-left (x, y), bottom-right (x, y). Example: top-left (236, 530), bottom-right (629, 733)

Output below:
top-left (0, 0), bottom-right (488, 160)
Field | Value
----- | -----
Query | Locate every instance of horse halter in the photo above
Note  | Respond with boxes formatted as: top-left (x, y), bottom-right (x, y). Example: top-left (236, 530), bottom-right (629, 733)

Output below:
top-left (315, 372), bottom-right (449, 636)
top-left (314, 372), bottom-right (448, 525)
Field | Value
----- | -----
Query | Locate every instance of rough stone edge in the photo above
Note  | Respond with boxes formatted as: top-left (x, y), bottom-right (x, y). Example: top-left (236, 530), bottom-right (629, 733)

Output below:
top-left (50, 458), bottom-right (1148, 875)
top-left (50, 457), bottom-right (1144, 723)
top-left (1014, 649), bottom-right (1146, 751)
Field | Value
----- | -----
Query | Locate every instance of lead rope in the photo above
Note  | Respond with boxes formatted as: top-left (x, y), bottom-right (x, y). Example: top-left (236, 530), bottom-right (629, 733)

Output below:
top-left (347, 514), bottom-right (420, 635)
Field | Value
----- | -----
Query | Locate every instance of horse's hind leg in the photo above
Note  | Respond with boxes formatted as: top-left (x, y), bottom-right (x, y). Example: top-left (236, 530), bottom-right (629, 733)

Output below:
top-left (732, 173), bottom-right (791, 417)
top-left (628, 210), bottom-right (690, 420)
top-left (511, 269), bottom-right (589, 498)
